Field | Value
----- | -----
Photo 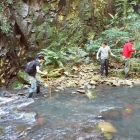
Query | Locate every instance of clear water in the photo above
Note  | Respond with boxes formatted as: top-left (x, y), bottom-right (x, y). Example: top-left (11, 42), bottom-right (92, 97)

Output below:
top-left (0, 85), bottom-right (140, 140)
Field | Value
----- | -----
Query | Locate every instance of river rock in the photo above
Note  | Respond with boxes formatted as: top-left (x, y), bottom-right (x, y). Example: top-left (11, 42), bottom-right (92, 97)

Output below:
top-left (112, 80), bottom-right (121, 86)
top-left (85, 90), bottom-right (96, 100)
top-left (122, 107), bottom-right (133, 116)
top-left (37, 117), bottom-right (47, 125)
top-left (92, 75), bottom-right (100, 81)
top-left (77, 89), bottom-right (86, 94)
top-left (90, 80), bottom-right (96, 85)
top-left (98, 122), bottom-right (117, 133)
top-left (17, 71), bottom-right (30, 84)
top-left (97, 108), bottom-right (122, 120)
top-left (103, 132), bottom-right (114, 140)
top-left (124, 80), bottom-right (133, 86)
top-left (0, 126), bottom-right (4, 136)
top-left (81, 125), bottom-right (93, 132)
top-left (1, 91), bottom-right (11, 97)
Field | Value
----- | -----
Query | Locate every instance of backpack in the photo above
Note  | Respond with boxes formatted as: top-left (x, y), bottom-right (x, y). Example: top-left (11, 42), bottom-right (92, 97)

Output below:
top-left (25, 60), bottom-right (35, 74)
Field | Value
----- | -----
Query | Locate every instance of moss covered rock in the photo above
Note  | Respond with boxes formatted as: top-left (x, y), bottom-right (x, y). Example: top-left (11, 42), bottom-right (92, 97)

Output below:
top-left (17, 72), bottom-right (30, 84)
top-left (0, 126), bottom-right (4, 136)
top-left (12, 80), bottom-right (24, 89)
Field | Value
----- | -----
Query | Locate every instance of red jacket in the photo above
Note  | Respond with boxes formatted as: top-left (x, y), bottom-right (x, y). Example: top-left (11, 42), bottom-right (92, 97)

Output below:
top-left (122, 42), bottom-right (135, 58)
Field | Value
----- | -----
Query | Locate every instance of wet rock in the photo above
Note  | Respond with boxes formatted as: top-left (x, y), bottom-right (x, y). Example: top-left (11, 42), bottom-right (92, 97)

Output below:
top-left (17, 92), bottom-right (26, 96)
top-left (112, 80), bottom-right (121, 86)
top-left (17, 124), bottom-right (30, 137)
top-left (97, 108), bottom-right (122, 120)
top-left (35, 111), bottom-right (42, 118)
top-left (18, 112), bottom-right (36, 123)
top-left (77, 90), bottom-right (86, 94)
top-left (0, 90), bottom-right (9, 97)
top-left (103, 132), bottom-right (114, 140)
top-left (81, 125), bottom-right (93, 132)
top-left (97, 122), bottom-right (117, 140)
top-left (0, 126), bottom-right (4, 136)
top-left (2, 91), bottom-right (12, 97)
top-left (90, 80), bottom-right (96, 85)
top-left (124, 80), bottom-right (133, 86)
top-left (56, 86), bottom-right (64, 90)
top-left (18, 124), bottom-right (40, 138)
top-left (122, 107), bottom-right (133, 116)
top-left (92, 75), bottom-right (100, 81)
top-left (37, 117), bottom-right (47, 125)
top-left (85, 90), bottom-right (96, 100)
top-left (98, 122), bottom-right (117, 133)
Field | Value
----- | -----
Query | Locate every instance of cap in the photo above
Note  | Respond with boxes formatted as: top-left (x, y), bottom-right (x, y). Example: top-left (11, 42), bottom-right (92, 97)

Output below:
top-left (38, 54), bottom-right (44, 60)
top-left (129, 38), bottom-right (135, 42)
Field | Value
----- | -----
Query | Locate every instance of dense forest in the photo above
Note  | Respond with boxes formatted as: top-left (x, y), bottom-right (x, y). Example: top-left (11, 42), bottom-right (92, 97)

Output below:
top-left (0, 0), bottom-right (140, 87)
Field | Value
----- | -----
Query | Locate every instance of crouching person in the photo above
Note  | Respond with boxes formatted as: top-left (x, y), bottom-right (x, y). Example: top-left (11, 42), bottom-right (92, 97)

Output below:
top-left (25, 55), bottom-right (47, 98)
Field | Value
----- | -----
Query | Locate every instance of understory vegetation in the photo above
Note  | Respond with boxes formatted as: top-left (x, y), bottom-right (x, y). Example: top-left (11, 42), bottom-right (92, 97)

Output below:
top-left (1, 0), bottom-right (140, 68)
top-left (38, 0), bottom-right (140, 69)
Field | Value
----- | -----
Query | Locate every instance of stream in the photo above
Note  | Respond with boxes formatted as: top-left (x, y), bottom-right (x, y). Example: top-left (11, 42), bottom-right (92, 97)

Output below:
top-left (0, 85), bottom-right (140, 140)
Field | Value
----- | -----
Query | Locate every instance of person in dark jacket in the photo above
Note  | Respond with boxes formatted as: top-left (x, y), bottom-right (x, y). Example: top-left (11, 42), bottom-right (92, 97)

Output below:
top-left (122, 38), bottom-right (136, 79)
top-left (26, 55), bottom-right (47, 98)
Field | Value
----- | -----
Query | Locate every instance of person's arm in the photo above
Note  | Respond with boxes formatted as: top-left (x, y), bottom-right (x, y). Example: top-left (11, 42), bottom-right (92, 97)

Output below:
top-left (96, 48), bottom-right (101, 60)
top-left (36, 66), bottom-right (48, 75)
top-left (128, 44), bottom-right (136, 52)
top-left (108, 47), bottom-right (116, 57)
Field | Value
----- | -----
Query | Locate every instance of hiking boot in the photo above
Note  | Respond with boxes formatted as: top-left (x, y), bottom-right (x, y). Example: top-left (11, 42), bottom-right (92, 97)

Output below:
top-left (100, 75), bottom-right (103, 79)
top-left (36, 86), bottom-right (41, 94)
top-left (27, 92), bottom-right (33, 98)
top-left (125, 73), bottom-right (129, 79)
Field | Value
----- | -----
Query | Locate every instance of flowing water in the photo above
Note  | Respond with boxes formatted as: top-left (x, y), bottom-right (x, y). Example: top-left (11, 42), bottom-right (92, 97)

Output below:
top-left (0, 85), bottom-right (140, 140)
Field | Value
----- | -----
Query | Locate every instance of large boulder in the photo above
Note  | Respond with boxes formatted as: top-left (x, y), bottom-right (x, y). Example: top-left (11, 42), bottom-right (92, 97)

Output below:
top-left (97, 108), bottom-right (122, 120)
top-left (17, 71), bottom-right (30, 84)
top-left (97, 122), bottom-right (117, 140)
top-left (98, 122), bottom-right (117, 133)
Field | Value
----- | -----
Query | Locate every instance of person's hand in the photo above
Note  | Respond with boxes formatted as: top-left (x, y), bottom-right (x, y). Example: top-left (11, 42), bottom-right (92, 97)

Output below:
top-left (43, 72), bottom-right (48, 75)
top-left (96, 56), bottom-right (99, 60)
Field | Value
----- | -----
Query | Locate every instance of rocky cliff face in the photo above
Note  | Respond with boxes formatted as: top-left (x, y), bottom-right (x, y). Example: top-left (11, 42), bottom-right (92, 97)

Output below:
top-left (0, 0), bottom-right (114, 87)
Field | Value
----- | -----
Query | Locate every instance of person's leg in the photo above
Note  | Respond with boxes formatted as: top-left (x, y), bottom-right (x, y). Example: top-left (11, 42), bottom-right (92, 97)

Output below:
top-left (36, 75), bottom-right (41, 94)
top-left (105, 59), bottom-right (109, 76)
top-left (100, 59), bottom-right (105, 77)
top-left (28, 75), bottom-right (36, 97)
top-left (123, 58), bottom-right (130, 79)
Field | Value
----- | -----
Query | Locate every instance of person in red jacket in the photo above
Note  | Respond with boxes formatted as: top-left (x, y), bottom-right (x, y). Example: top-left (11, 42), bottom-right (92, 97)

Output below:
top-left (122, 38), bottom-right (136, 79)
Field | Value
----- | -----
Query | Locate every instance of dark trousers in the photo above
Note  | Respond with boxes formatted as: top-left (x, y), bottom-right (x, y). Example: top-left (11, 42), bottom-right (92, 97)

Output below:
top-left (100, 59), bottom-right (109, 76)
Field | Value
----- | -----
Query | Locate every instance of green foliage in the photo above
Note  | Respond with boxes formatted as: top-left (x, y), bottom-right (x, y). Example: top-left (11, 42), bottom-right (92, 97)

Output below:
top-left (36, 24), bottom-right (46, 41)
top-left (0, 19), bottom-right (11, 35)
top-left (38, 14), bottom-right (88, 67)
top-left (102, 28), bottom-right (129, 47)
top-left (12, 80), bottom-right (23, 89)
top-left (0, 0), bottom-right (12, 35)
top-left (67, 47), bottom-right (88, 64)
top-left (29, 9), bottom-right (38, 24)
top-left (108, 13), bottom-right (119, 27)
top-left (39, 49), bottom-right (68, 67)
top-left (40, 46), bottom-right (88, 67)
top-left (43, 7), bottom-right (49, 13)
top-left (84, 39), bottom-right (102, 55)
top-left (135, 50), bottom-right (140, 57)
top-left (115, 0), bottom-right (138, 27)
